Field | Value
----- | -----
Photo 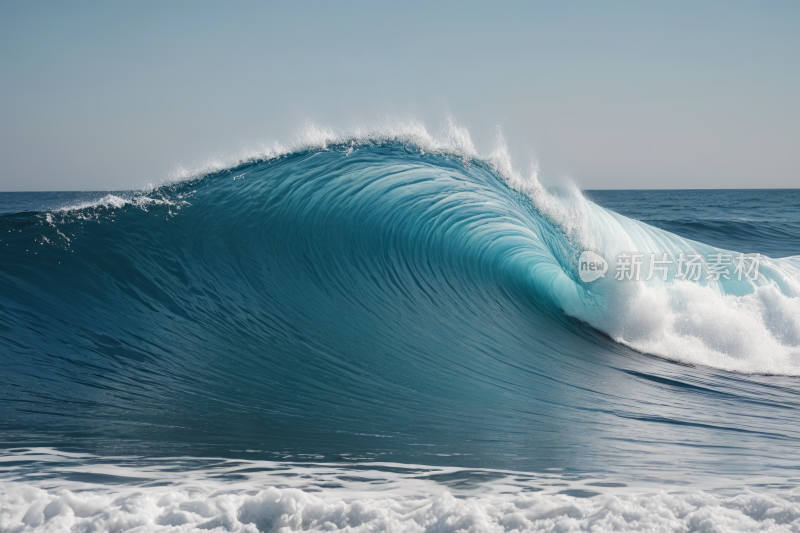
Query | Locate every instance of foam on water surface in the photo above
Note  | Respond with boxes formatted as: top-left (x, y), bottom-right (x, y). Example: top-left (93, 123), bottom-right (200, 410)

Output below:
top-left (4, 450), bottom-right (800, 533)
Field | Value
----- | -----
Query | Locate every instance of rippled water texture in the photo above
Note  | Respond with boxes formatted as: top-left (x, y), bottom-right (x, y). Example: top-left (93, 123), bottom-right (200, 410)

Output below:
top-left (2, 138), bottom-right (800, 531)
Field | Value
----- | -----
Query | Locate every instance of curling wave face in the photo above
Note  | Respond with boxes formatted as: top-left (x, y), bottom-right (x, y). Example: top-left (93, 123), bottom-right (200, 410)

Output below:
top-left (2, 134), bottom-right (800, 498)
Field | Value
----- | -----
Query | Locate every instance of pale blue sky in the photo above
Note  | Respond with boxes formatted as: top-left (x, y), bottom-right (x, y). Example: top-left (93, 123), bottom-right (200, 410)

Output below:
top-left (1, 1), bottom-right (798, 191)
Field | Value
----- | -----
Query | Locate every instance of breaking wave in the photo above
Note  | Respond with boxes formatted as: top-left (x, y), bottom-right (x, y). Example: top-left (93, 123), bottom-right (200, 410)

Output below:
top-left (3, 124), bottom-right (800, 532)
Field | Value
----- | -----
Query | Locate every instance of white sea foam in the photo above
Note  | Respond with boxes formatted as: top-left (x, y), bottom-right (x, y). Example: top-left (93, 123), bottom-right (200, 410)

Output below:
top-left (8, 482), bottom-right (800, 533)
top-left (161, 118), bottom-right (495, 188)
top-left (555, 199), bottom-right (800, 375)
top-left (3, 450), bottom-right (800, 532)
top-left (584, 280), bottom-right (800, 375)
top-left (45, 193), bottom-right (188, 222)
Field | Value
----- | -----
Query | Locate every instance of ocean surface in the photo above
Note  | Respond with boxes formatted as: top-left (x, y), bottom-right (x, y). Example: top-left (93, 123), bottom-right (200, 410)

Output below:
top-left (2, 131), bottom-right (800, 532)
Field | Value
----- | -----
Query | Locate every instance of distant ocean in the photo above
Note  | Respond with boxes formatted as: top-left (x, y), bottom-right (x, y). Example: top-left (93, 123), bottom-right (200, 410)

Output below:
top-left (2, 130), bottom-right (800, 532)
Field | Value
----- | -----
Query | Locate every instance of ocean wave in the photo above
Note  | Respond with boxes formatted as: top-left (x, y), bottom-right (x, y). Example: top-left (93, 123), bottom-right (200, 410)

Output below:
top-left (3, 129), bottom-right (800, 493)
top-left (4, 129), bottom-right (798, 375)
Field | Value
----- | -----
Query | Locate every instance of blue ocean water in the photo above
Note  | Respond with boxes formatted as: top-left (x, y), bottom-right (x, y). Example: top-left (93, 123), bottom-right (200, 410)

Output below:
top-left (2, 136), bottom-right (800, 531)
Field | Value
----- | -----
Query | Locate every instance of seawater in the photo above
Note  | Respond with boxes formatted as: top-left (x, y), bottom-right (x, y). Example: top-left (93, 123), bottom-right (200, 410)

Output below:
top-left (2, 131), bottom-right (800, 532)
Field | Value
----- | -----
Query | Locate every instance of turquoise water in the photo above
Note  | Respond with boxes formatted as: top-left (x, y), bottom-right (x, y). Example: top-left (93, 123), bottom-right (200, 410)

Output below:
top-left (2, 140), bottom-right (800, 531)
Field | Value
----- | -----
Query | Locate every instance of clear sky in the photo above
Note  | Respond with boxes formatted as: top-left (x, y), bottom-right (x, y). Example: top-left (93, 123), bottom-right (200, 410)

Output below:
top-left (1, 1), bottom-right (798, 191)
